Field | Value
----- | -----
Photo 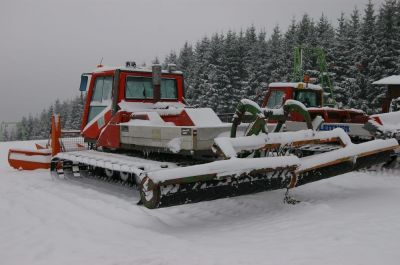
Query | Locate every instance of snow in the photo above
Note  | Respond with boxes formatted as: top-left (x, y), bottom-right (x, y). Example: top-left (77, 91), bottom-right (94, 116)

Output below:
top-left (298, 138), bottom-right (398, 172)
top-left (8, 151), bottom-right (51, 164)
top-left (147, 156), bottom-right (300, 183)
top-left (131, 112), bottom-right (168, 125)
top-left (266, 108), bottom-right (285, 116)
top-left (269, 82), bottom-right (323, 90)
top-left (215, 128), bottom-right (354, 158)
top-left (92, 65), bottom-right (183, 75)
top-left (118, 100), bottom-right (186, 114)
top-left (8, 148), bottom-right (51, 154)
top-left (167, 137), bottom-right (181, 153)
top-left (372, 75), bottom-right (400, 85)
top-left (240, 98), bottom-right (262, 112)
top-left (119, 102), bottom-right (224, 127)
top-left (308, 106), bottom-right (365, 113)
top-left (2, 140), bottom-right (400, 265)
top-left (285, 99), bottom-right (308, 111)
top-left (184, 108), bottom-right (223, 126)
top-left (55, 150), bottom-right (175, 178)
top-left (370, 111), bottom-right (400, 133)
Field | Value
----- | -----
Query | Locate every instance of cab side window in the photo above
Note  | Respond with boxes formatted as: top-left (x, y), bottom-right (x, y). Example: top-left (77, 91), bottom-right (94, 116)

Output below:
top-left (88, 76), bottom-right (113, 123)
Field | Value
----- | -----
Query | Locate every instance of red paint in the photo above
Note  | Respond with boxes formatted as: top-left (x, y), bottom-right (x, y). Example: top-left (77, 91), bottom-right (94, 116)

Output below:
top-left (7, 114), bottom-right (63, 171)
top-left (96, 112), bottom-right (130, 149)
top-left (372, 116), bottom-right (383, 125)
top-left (8, 149), bottom-right (51, 170)
top-left (35, 143), bottom-right (47, 149)
top-left (162, 110), bottom-right (194, 126)
top-left (51, 115), bottom-right (62, 156)
top-left (82, 109), bottom-right (112, 141)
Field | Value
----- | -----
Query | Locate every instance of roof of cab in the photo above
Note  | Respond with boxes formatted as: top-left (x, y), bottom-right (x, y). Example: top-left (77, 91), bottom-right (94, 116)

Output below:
top-left (269, 82), bottom-right (322, 90)
top-left (91, 65), bottom-right (183, 75)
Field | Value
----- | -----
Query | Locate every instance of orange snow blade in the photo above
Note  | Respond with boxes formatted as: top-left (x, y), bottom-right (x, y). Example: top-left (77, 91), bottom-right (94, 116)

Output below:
top-left (8, 148), bottom-right (52, 170)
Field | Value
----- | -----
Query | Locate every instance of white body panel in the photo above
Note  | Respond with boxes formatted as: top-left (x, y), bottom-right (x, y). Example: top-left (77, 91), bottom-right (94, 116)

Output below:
top-left (120, 123), bottom-right (238, 152)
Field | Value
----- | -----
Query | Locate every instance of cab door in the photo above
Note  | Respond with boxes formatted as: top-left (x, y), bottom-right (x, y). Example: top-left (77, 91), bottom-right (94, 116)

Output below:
top-left (81, 72), bottom-right (115, 141)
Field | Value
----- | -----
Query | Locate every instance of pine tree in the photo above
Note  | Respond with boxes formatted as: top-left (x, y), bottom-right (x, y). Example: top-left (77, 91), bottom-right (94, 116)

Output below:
top-left (396, 0), bottom-right (400, 72)
top-left (68, 96), bottom-right (84, 130)
top-left (177, 42), bottom-right (194, 73)
top-left (163, 51), bottom-right (178, 68)
top-left (223, 30), bottom-right (242, 107)
top-left (190, 36), bottom-right (211, 107)
top-left (152, 57), bottom-right (160, 65)
top-left (266, 26), bottom-right (285, 82)
top-left (358, 0), bottom-right (380, 113)
top-left (203, 33), bottom-right (230, 113)
top-left (341, 8), bottom-right (364, 110)
top-left (297, 14), bottom-right (317, 71)
top-left (283, 19), bottom-right (298, 81)
top-left (345, 7), bottom-right (361, 78)
top-left (19, 117), bottom-right (29, 140)
top-left (3, 128), bottom-right (10, 141)
top-left (177, 42), bottom-right (194, 102)
top-left (316, 14), bottom-right (335, 56)
top-left (241, 26), bottom-right (259, 101)
top-left (0, 124), bottom-right (5, 142)
top-left (332, 13), bottom-right (351, 106)
top-left (375, 0), bottom-right (400, 77)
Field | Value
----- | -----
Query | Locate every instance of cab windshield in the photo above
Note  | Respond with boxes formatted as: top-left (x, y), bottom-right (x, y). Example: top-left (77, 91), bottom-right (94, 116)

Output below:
top-left (125, 76), bottom-right (178, 100)
top-left (266, 90), bottom-right (285, 109)
top-left (294, 90), bottom-right (319, 107)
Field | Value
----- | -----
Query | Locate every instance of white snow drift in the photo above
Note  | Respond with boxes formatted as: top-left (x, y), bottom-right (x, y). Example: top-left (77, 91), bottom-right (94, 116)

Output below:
top-left (1, 140), bottom-right (400, 265)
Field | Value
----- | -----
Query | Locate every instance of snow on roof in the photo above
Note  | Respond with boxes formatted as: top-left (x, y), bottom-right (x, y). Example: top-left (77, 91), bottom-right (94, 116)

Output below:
top-left (118, 102), bottom-right (223, 126)
top-left (92, 65), bottom-right (183, 75)
top-left (370, 111), bottom-right (400, 133)
top-left (185, 108), bottom-right (223, 126)
top-left (372, 75), bottom-right (400, 85)
top-left (269, 82), bottom-right (322, 90)
top-left (118, 101), bottom-right (185, 116)
top-left (307, 107), bottom-right (365, 114)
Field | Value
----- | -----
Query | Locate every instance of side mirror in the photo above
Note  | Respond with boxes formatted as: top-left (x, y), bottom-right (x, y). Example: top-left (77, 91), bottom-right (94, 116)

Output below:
top-left (79, 75), bottom-right (90, 92)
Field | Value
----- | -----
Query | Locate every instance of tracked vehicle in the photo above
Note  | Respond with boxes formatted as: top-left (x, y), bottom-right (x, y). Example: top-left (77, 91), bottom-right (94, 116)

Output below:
top-left (49, 63), bottom-right (398, 209)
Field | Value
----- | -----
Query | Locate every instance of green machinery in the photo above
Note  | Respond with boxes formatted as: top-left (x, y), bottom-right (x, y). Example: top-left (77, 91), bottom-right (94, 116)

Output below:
top-left (293, 46), bottom-right (336, 106)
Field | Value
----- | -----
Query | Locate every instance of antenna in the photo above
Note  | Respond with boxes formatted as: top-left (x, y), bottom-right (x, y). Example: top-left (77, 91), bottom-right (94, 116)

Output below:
top-left (97, 57), bottom-right (104, 68)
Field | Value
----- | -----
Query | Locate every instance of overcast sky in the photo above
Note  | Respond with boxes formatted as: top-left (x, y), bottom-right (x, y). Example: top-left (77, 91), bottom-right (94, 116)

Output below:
top-left (0, 0), bottom-right (384, 123)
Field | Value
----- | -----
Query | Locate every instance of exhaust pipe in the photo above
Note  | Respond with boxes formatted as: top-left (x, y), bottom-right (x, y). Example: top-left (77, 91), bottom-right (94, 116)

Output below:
top-left (152, 64), bottom-right (161, 102)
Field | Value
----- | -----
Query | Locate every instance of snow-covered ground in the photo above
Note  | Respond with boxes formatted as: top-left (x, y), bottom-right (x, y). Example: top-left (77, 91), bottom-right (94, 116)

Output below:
top-left (1, 140), bottom-right (400, 265)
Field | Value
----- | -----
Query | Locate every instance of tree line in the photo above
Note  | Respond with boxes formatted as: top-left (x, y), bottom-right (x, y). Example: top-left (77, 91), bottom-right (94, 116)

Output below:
top-left (1, 0), bottom-right (399, 141)
top-left (0, 96), bottom-right (84, 141)
top-left (164, 0), bottom-right (400, 114)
